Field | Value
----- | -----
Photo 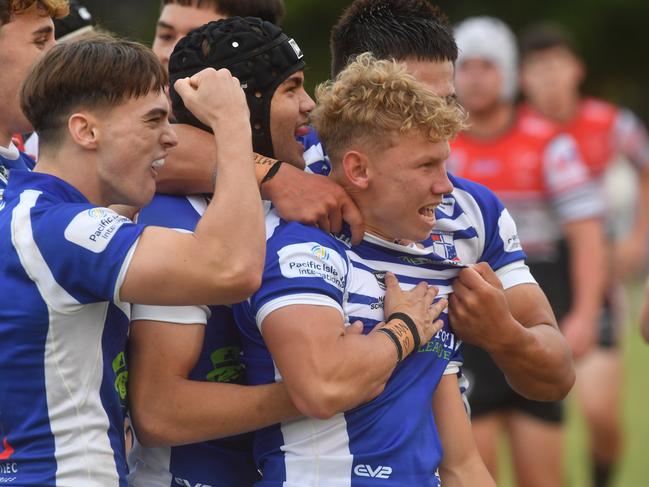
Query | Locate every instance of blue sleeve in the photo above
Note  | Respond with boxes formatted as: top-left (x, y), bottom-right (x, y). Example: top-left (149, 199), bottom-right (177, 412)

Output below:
top-left (250, 222), bottom-right (349, 323)
top-left (32, 203), bottom-right (146, 304)
top-left (137, 194), bottom-right (202, 231)
top-left (451, 175), bottom-right (527, 270)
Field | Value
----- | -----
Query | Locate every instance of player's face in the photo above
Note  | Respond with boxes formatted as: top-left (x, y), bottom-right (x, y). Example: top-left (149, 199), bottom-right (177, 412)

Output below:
top-left (455, 58), bottom-right (503, 113)
top-left (153, 4), bottom-right (225, 72)
top-left (270, 71), bottom-right (315, 168)
top-left (364, 132), bottom-right (453, 242)
top-left (0, 9), bottom-right (55, 143)
top-left (402, 58), bottom-right (456, 100)
top-left (521, 47), bottom-right (584, 115)
top-left (94, 91), bottom-right (178, 207)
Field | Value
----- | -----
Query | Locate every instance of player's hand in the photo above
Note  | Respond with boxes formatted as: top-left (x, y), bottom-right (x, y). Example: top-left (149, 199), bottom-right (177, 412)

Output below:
top-left (173, 67), bottom-right (250, 134)
top-left (262, 164), bottom-right (365, 244)
top-left (560, 311), bottom-right (597, 360)
top-left (449, 263), bottom-right (515, 350)
top-left (382, 272), bottom-right (447, 346)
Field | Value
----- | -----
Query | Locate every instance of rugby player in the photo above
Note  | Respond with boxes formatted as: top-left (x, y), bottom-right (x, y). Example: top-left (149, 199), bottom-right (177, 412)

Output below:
top-left (127, 18), bottom-right (334, 487)
top-left (0, 35), bottom-right (265, 485)
top-left (519, 23), bottom-right (649, 487)
top-left (0, 0), bottom-right (67, 201)
top-left (449, 17), bottom-right (607, 487)
top-left (328, 0), bottom-right (575, 402)
top-left (231, 52), bottom-right (505, 486)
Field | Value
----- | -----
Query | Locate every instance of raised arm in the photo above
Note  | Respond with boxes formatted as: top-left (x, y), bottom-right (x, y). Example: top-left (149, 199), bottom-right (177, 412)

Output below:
top-left (155, 124), bottom-right (364, 243)
top-left (262, 274), bottom-right (446, 419)
top-left (128, 317), bottom-right (299, 448)
top-left (434, 374), bottom-right (495, 487)
top-left (120, 68), bottom-right (264, 305)
top-left (450, 264), bottom-right (575, 401)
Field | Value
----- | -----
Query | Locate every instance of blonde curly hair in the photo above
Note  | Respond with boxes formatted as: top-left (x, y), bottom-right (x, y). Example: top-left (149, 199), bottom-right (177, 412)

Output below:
top-left (311, 52), bottom-right (467, 164)
top-left (1, 0), bottom-right (69, 25)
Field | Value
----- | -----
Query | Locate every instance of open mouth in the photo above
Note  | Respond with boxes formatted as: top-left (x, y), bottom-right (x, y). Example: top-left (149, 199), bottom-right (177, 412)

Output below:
top-left (418, 204), bottom-right (438, 225)
top-left (151, 159), bottom-right (165, 169)
top-left (294, 123), bottom-right (310, 137)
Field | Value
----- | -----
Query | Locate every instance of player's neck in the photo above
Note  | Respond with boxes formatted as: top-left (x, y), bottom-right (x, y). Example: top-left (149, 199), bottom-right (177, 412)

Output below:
top-left (466, 102), bottom-right (515, 140)
top-left (35, 149), bottom-right (103, 205)
top-left (0, 126), bottom-right (12, 149)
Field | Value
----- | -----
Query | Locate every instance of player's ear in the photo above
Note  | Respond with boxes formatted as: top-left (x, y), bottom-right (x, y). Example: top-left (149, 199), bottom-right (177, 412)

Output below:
top-left (341, 150), bottom-right (370, 190)
top-left (68, 111), bottom-right (100, 150)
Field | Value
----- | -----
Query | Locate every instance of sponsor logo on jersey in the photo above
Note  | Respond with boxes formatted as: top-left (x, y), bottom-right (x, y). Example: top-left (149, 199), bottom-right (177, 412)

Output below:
top-left (112, 352), bottom-right (128, 406)
top-left (310, 244), bottom-right (330, 261)
top-left (64, 207), bottom-right (131, 253)
top-left (498, 209), bottom-right (523, 253)
top-left (0, 165), bottom-right (9, 185)
top-left (278, 242), bottom-right (346, 291)
top-left (174, 477), bottom-right (214, 487)
top-left (353, 464), bottom-right (393, 479)
top-left (0, 437), bottom-right (18, 483)
top-left (206, 346), bottom-right (245, 383)
top-left (0, 438), bottom-right (14, 461)
top-left (372, 271), bottom-right (387, 290)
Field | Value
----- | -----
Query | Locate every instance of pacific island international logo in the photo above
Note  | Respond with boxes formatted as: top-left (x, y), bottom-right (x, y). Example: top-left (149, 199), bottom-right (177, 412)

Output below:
top-left (87, 207), bottom-right (109, 219)
top-left (310, 244), bottom-right (330, 261)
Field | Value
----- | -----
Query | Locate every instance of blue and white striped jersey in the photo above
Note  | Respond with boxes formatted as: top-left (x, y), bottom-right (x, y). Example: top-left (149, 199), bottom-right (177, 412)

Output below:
top-left (0, 171), bottom-right (145, 486)
top-left (127, 195), bottom-right (258, 487)
top-left (299, 126), bottom-right (331, 177)
top-left (0, 143), bottom-right (36, 205)
top-left (233, 173), bottom-right (535, 486)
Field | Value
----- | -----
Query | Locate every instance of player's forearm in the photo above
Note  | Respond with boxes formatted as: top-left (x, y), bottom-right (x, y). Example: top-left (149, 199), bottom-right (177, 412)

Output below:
top-left (489, 321), bottom-right (574, 400)
top-left (192, 125), bottom-right (265, 296)
top-left (285, 332), bottom-right (398, 419)
top-left (564, 218), bottom-right (607, 319)
top-left (131, 380), bottom-right (299, 448)
top-left (439, 460), bottom-right (496, 487)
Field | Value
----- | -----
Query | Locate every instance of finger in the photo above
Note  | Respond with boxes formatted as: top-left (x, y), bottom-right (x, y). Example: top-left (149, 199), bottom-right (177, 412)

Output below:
top-left (423, 285), bottom-right (439, 307)
top-left (471, 262), bottom-right (503, 289)
top-left (422, 319), bottom-right (444, 343)
top-left (328, 202), bottom-right (344, 236)
top-left (411, 281), bottom-right (429, 298)
top-left (345, 320), bottom-right (365, 335)
top-left (317, 213), bottom-right (332, 234)
top-left (456, 266), bottom-right (484, 290)
top-left (384, 272), bottom-right (400, 293)
top-left (173, 77), bottom-right (194, 100)
top-left (340, 198), bottom-right (364, 245)
top-left (451, 279), bottom-right (471, 301)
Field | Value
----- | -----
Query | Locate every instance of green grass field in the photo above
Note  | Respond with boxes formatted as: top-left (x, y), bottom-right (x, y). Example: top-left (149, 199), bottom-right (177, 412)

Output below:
top-left (497, 283), bottom-right (649, 487)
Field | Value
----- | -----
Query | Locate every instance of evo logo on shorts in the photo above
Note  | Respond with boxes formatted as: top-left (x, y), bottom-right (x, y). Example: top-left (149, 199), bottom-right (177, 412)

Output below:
top-left (353, 464), bottom-right (393, 479)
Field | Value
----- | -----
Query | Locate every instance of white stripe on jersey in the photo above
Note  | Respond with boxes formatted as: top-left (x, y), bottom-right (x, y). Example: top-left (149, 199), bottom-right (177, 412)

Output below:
top-left (128, 439), bottom-right (173, 487)
top-left (281, 414), bottom-right (353, 487)
top-left (11, 190), bottom-right (124, 485)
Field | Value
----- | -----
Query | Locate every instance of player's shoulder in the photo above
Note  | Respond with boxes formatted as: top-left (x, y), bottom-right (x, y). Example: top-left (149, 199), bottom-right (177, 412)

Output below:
top-left (268, 219), bottom-right (349, 257)
top-left (448, 172), bottom-right (503, 205)
top-left (579, 97), bottom-right (618, 121)
top-left (516, 105), bottom-right (560, 141)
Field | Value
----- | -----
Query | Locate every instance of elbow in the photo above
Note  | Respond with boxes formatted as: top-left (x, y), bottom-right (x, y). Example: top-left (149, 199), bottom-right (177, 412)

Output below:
top-left (290, 382), bottom-right (349, 420)
top-left (130, 409), bottom-right (174, 448)
top-left (209, 262), bottom-right (263, 303)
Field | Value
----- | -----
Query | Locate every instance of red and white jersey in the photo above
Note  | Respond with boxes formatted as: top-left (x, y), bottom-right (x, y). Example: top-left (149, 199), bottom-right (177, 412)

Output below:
top-left (449, 111), bottom-right (604, 262)
top-left (519, 99), bottom-right (649, 178)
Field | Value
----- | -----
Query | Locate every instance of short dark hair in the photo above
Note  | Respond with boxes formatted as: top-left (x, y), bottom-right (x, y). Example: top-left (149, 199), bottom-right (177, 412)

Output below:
top-left (160, 0), bottom-right (285, 25)
top-left (0, 0), bottom-right (68, 26)
top-left (21, 34), bottom-right (167, 147)
top-left (520, 22), bottom-right (578, 61)
top-left (330, 0), bottom-right (457, 76)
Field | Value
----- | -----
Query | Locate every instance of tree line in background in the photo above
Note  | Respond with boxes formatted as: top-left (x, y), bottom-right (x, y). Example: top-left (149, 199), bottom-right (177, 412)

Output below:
top-left (84, 0), bottom-right (649, 123)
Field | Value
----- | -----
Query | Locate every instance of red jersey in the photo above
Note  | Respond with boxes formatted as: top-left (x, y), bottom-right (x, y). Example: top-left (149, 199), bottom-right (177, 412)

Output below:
top-left (449, 110), bottom-right (603, 262)
top-left (519, 98), bottom-right (649, 178)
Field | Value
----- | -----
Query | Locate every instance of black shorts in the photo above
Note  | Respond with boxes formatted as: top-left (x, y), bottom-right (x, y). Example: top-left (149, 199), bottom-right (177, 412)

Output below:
top-left (462, 343), bottom-right (564, 424)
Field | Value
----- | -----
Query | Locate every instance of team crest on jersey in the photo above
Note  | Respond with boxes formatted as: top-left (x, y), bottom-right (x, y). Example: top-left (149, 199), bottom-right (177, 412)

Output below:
top-left (430, 232), bottom-right (459, 261)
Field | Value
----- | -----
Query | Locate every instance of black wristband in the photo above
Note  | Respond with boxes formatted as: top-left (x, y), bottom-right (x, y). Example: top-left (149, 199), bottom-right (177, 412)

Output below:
top-left (387, 312), bottom-right (421, 351)
top-left (375, 327), bottom-right (404, 363)
top-left (260, 160), bottom-right (283, 185)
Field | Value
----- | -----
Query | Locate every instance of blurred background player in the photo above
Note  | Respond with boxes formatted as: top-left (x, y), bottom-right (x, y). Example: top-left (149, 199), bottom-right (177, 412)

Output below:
top-left (127, 17), bottom-right (315, 487)
top-left (519, 23), bottom-right (649, 487)
top-left (0, 0), bottom-right (67, 200)
top-left (450, 16), bottom-right (607, 487)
